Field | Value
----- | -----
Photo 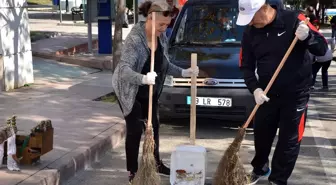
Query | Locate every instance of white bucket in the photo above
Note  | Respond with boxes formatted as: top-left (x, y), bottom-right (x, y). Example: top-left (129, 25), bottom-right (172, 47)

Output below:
top-left (170, 145), bottom-right (207, 185)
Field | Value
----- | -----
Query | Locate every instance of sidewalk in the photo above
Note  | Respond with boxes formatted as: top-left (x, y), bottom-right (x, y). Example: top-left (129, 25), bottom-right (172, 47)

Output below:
top-left (29, 17), bottom-right (133, 70)
top-left (0, 57), bottom-right (125, 185)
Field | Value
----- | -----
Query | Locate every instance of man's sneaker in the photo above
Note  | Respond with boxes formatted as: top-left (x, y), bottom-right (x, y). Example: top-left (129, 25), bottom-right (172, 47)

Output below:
top-left (269, 181), bottom-right (277, 185)
top-left (247, 168), bottom-right (271, 185)
top-left (157, 160), bottom-right (170, 176)
top-left (7, 155), bottom-right (20, 171)
top-left (128, 172), bottom-right (135, 183)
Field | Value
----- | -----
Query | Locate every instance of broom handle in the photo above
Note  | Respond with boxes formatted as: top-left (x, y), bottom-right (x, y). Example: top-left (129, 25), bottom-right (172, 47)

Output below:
top-left (242, 18), bottom-right (309, 129)
top-left (147, 12), bottom-right (156, 129)
top-left (190, 53), bottom-right (197, 145)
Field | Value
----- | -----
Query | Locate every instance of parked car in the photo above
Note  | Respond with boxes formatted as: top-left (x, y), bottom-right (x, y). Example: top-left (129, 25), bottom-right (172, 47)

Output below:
top-left (158, 0), bottom-right (256, 126)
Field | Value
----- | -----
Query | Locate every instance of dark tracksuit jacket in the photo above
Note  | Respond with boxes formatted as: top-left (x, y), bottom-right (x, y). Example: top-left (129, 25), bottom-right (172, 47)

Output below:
top-left (239, 9), bottom-right (328, 185)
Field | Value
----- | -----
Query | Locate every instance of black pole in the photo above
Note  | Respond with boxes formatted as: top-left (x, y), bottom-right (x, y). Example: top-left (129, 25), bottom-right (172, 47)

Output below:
top-left (66, 0), bottom-right (69, 12)
top-left (59, 2), bottom-right (62, 23)
top-left (134, 0), bottom-right (138, 23)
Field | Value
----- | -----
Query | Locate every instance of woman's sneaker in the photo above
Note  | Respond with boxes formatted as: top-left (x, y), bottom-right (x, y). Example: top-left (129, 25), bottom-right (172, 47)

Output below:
top-left (128, 172), bottom-right (135, 184)
top-left (247, 168), bottom-right (271, 185)
top-left (157, 160), bottom-right (170, 176)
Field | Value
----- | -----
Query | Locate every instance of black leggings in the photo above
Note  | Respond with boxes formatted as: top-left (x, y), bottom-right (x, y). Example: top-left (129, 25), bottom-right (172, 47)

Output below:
top-left (122, 98), bottom-right (160, 173)
top-left (312, 60), bottom-right (331, 87)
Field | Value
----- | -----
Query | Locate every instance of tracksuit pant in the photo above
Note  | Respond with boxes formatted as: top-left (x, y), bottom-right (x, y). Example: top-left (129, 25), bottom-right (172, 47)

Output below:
top-left (312, 60), bottom-right (331, 87)
top-left (332, 27), bottom-right (336, 39)
top-left (251, 90), bottom-right (310, 185)
top-left (119, 97), bottom-right (160, 173)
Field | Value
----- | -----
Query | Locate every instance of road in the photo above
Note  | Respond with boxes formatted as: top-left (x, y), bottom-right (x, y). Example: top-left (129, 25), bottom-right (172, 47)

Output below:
top-left (63, 30), bottom-right (336, 185)
top-left (65, 62), bottom-right (336, 185)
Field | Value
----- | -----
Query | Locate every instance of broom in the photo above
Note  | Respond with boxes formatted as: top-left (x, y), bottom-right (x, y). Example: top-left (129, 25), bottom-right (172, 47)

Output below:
top-left (213, 18), bottom-right (310, 185)
top-left (132, 12), bottom-right (161, 185)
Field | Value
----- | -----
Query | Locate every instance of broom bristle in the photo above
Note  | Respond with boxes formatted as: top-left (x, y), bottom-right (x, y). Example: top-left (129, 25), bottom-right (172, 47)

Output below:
top-left (213, 128), bottom-right (249, 185)
top-left (132, 129), bottom-right (161, 185)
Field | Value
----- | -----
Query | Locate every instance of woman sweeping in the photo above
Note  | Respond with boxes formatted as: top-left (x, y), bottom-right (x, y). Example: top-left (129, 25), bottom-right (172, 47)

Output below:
top-left (112, 0), bottom-right (199, 183)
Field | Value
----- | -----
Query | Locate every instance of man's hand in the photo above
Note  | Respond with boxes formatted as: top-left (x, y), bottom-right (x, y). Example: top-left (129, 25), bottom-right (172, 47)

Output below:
top-left (253, 88), bottom-right (270, 105)
top-left (142, 72), bottom-right (157, 85)
top-left (295, 21), bottom-right (309, 41)
top-left (182, 66), bottom-right (199, 77)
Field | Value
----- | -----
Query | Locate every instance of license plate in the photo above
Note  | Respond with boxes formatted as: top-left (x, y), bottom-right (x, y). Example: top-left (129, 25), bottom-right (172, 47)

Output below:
top-left (186, 96), bottom-right (232, 107)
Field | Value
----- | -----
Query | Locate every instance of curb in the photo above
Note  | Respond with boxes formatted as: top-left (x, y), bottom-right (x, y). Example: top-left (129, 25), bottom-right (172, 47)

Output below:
top-left (32, 52), bottom-right (112, 70)
top-left (32, 38), bottom-right (113, 70)
top-left (18, 122), bottom-right (126, 185)
top-left (54, 40), bottom-right (99, 56)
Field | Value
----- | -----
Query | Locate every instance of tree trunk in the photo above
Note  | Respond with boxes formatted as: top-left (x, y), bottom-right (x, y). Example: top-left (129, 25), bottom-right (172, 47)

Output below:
top-left (321, 4), bottom-right (326, 24)
top-left (112, 0), bottom-right (125, 72)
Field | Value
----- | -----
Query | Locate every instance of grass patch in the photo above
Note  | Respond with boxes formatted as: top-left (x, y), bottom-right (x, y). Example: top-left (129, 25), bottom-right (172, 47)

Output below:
top-left (94, 92), bottom-right (117, 104)
top-left (27, 0), bottom-right (52, 5)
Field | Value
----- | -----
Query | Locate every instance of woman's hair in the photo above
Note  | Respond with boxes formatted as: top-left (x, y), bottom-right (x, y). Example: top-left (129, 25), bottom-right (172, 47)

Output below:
top-left (139, 0), bottom-right (172, 17)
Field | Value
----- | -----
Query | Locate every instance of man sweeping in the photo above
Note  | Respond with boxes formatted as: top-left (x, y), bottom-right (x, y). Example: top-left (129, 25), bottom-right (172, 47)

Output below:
top-left (236, 0), bottom-right (328, 185)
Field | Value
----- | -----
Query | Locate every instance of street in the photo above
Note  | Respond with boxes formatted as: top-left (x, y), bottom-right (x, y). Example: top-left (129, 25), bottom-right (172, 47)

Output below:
top-left (0, 1), bottom-right (335, 184)
top-left (65, 63), bottom-right (336, 185)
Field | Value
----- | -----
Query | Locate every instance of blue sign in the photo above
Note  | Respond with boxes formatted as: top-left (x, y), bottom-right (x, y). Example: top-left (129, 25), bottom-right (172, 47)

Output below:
top-left (326, 9), bottom-right (336, 16)
top-left (186, 96), bottom-right (191, 105)
top-left (52, 0), bottom-right (59, 6)
top-left (97, 0), bottom-right (113, 54)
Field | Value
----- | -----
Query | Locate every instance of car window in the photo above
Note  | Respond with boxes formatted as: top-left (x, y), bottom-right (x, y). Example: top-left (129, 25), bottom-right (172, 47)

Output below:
top-left (174, 5), bottom-right (245, 45)
top-left (175, 9), bottom-right (188, 43)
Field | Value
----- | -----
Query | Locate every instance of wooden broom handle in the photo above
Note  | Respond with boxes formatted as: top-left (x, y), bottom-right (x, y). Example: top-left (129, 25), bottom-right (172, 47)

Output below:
top-left (190, 53), bottom-right (197, 145)
top-left (147, 12), bottom-right (156, 129)
top-left (242, 18), bottom-right (310, 129)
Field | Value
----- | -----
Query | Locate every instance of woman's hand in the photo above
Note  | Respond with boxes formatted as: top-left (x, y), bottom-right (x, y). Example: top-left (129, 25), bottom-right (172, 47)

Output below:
top-left (182, 66), bottom-right (199, 77)
top-left (141, 72), bottom-right (157, 85)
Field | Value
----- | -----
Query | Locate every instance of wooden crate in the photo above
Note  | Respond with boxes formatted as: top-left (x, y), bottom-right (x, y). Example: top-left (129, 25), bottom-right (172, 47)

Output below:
top-left (15, 128), bottom-right (54, 165)
top-left (29, 128), bottom-right (54, 155)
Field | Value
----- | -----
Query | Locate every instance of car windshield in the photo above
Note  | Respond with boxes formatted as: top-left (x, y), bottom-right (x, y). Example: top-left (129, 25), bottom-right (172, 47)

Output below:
top-left (173, 5), bottom-right (245, 45)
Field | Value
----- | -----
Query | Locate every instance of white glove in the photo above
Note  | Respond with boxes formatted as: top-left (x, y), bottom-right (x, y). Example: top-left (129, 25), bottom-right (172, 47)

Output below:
top-left (253, 88), bottom-right (270, 105)
top-left (182, 66), bottom-right (199, 77)
top-left (295, 21), bottom-right (309, 41)
top-left (141, 72), bottom-right (157, 85)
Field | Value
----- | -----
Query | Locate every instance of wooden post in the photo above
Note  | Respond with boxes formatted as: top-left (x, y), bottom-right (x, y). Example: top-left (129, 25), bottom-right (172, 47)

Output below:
top-left (190, 53), bottom-right (197, 145)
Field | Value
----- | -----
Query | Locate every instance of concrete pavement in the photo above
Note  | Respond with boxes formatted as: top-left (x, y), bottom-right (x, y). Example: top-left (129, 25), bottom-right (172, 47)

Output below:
top-left (29, 11), bottom-right (133, 70)
top-left (0, 57), bottom-right (125, 185)
top-left (65, 65), bottom-right (336, 184)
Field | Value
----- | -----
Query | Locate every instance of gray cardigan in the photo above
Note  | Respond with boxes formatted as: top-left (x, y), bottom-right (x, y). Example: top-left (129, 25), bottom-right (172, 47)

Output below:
top-left (112, 21), bottom-right (183, 116)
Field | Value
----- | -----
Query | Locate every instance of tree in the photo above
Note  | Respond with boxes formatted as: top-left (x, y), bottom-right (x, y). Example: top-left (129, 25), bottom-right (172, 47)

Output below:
top-left (112, 0), bottom-right (125, 72)
top-left (285, 0), bottom-right (335, 23)
top-left (304, 0), bottom-right (334, 23)
top-left (126, 0), bottom-right (133, 10)
top-left (284, 0), bottom-right (305, 9)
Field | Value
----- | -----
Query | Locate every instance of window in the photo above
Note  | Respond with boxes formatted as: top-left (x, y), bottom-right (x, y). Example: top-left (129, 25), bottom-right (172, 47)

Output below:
top-left (174, 5), bottom-right (245, 45)
top-left (175, 9), bottom-right (188, 43)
